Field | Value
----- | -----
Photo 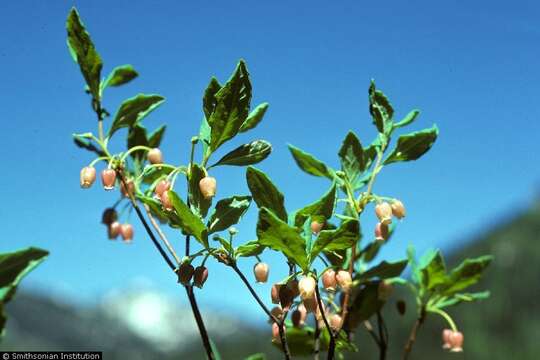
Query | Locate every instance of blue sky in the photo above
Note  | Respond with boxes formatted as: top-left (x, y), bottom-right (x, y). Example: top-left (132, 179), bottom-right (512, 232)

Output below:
top-left (1, 0), bottom-right (539, 322)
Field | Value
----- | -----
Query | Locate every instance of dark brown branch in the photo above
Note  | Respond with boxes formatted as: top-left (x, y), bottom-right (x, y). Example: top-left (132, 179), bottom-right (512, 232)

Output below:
top-left (185, 283), bottom-right (215, 360)
top-left (403, 306), bottom-right (426, 360)
top-left (376, 311), bottom-right (387, 360)
top-left (314, 285), bottom-right (336, 360)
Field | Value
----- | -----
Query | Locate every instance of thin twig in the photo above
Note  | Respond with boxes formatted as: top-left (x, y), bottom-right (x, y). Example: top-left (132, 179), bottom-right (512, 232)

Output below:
top-left (363, 320), bottom-right (381, 347)
top-left (314, 318), bottom-right (321, 360)
top-left (185, 283), bottom-right (216, 360)
top-left (376, 311), bottom-right (387, 360)
top-left (143, 204), bottom-right (181, 264)
top-left (403, 306), bottom-right (426, 360)
top-left (314, 285), bottom-right (335, 360)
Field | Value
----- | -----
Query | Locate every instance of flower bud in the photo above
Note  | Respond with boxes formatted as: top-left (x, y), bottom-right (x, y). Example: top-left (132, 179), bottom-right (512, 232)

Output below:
top-left (101, 169), bottom-right (117, 190)
top-left (310, 220), bottom-right (324, 235)
top-left (253, 262), bottom-right (269, 283)
top-left (336, 270), bottom-right (352, 292)
top-left (155, 179), bottom-right (171, 199)
top-left (375, 202), bottom-right (392, 225)
top-left (299, 276), bottom-right (316, 300)
top-left (374, 222), bottom-right (389, 241)
top-left (199, 176), bottom-right (217, 199)
top-left (271, 284), bottom-right (281, 304)
top-left (287, 278), bottom-right (300, 298)
top-left (80, 166), bottom-right (96, 188)
top-left (271, 322), bottom-right (283, 342)
top-left (270, 306), bottom-right (283, 323)
top-left (391, 199), bottom-right (406, 219)
top-left (378, 280), bottom-right (393, 301)
top-left (303, 294), bottom-right (319, 313)
top-left (108, 221), bottom-right (121, 240)
top-left (147, 148), bottom-right (163, 164)
top-left (322, 269), bottom-right (337, 292)
top-left (193, 266), bottom-right (209, 288)
top-left (176, 263), bottom-right (195, 285)
top-left (102, 208), bottom-right (118, 225)
top-left (329, 314), bottom-right (343, 331)
top-left (442, 329), bottom-right (452, 350)
top-left (314, 300), bottom-right (326, 321)
top-left (161, 190), bottom-right (174, 211)
top-left (449, 331), bottom-right (464, 352)
top-left (291, 304), bottom-right (307, 328)
top-left (279, 285), bottom-right (294, 311)
top-left (120, 223), bottom-right (133, 242)
top-left (120, 179), bottom-right (135, 197)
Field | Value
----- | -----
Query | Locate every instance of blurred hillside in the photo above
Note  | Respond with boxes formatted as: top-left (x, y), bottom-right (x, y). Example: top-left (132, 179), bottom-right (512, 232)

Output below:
top-left (2, 202), bottom-right (539, 359)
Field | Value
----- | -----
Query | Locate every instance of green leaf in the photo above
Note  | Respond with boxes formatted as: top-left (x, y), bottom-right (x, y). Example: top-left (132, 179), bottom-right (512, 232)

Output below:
top-left (407, 244), bottom-right (421, 285)
top-left (109, 94), bottom-right (165, 137)
top-left (338, 131), bottom-right (366, 181)
top-left (383, 125), bottom-right (439, 165)
top-left (141, 165), bottom-right (175, 185)
top-left (66, 8), bottom-right (102, 100)
top-left (280, 325), bottom-right (322, 356)
top-left (356, 259), bottom-right (408, 282)
top-left (439, 255), bottom-right (493, 296)
top-left (239, 102), bottom-right (269, 133)
top-left (139, 195), bottom-right (181, 228)
top-left (212, 235), bottom-right (233, 255)
top-left (203, 77), bottom-right (222, 120)
top-left (293, 183), bottom-right (337, 227)
top-left (310, 220), bottom-right (359, 262)
top-left (435, 291), bottom-right (491, 308)
top-left (148, 125), bottom-right (167, 148)
top-left (369, 80), bottom-right (394, 134)
top-left (236, 240), bottom-right (265, 258)
top-left (199, 118), bottom-right (212, 155)
top-left (246, 167), bottom-right (288, 222)
top-left (188, 164), bottom-right (212, 218)
top-left (210, 140), bottom-right (272, 167)
top-left (244, 353), bottom-right (266, 360)
top-left (208, 60), bottom-right (252, 151)
top-left (168, 191), bottom-right (208, 247)
top-left (347, 282), bottom-right (384, 326)
top-left (257, 208), bottom-right (308, 271)
top-left (207, 196), bottom-right (251, 234)
top-left (419, 249), bottom-right (447, 290)
top-left (102, 64), bottom-right (138, 91)
top-left (394, 109), bottom-right (420, 129)
top-left (288, 144), bottom-right (334, 179)
top-left (0, 247), bottom-right (48, 337)
top-left (73, 135), bottom-right (105, 156)
top-left (127, 124), bottom-right (149, 163)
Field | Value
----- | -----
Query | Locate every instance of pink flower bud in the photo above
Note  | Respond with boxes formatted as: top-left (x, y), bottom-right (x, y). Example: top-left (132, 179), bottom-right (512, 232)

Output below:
top-left (176, 263), bottom-right (195, 285)
top-left (291, 304), bottom-right (307, 328)
top-left (322, 269), bottom-right (337, 292)
top-left (378, 280), bottom-right (394, 301)
top-left (299, 276), bottom-right (316, 300)
top-left (374, 222), bottom-right (389, 241)
top-left (161, 190), bottom-right (174, 211)
top-left (108, 221), bottom-right (121, 240)
top-left (101, 169), bottom-right (117, 190)
top-left (120, 223), bottom-right (133, 242)
top-left (287, 278), bottom-right (300, 298)
top-left (271, 322), bottom-right (283, 342)
top-left (193, 266), bottom-right (208, 288)
top-left (199, 176), bottom-right (216, 199)
top-left (303, 294), bottom-right (319, 313)
top-left (329, 314), bottom-right (343, 331)
top-left (314, 300), bottom-right (326, 321)
top-left (120, 179), bottom-right (135, 197)
top-left (449, 331), bottom-right (464, 352)
top-left (271, 284), bottom-right (281, 304)
top-left (253, 262), bottom-right (269, 283)
top-left (375, 202), bottom-right (393, 225)
top-left (391, 199), bottom-right (406, 219)
top-left (80, 166), bottom-right (96, 188)
top-left (310, 220), bottom-right (324, 235)
top-left (102, 208), bottom-right (118, 225)
top-left (270, 306), bottom-right (283, 323)
top-left (147, 148), bottom-right (163, 164)
top-left (442, 329), bottom-right (452, 350)
top-left (279, 285), bottom-right (294, 311)
top-left (336, 270), bottom-right (352, 292)
top-left (155, 179), bottom-right (171, 198)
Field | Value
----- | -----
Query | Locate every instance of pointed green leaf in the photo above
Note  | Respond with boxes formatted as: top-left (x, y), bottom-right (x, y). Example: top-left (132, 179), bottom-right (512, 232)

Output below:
top-left (127, 124), bottom-right (149, 163)
top-left (244, 353), bottom-right (266, 360)
top-left (293, 183), bottom-right (337, 227)
top-left (236, 240), bottom-right (265, 258)
top-left (348, 282), bottom-right (384, 325)
top-left (207, 196), bottom-right (251, 233)
top-left (168, 190), bottom-right (208, 247)
top-left (436, 291), bottom-right (491, 308)
top-left (199, 118), bottom-right (211, 155)
top-left (211, 140), bottom-right (272, 167)
top-left (148, 125), bottom-right (167, 148)
top-left (239, 102), bottom-right (269, 133)
top-left (394, 109), bottom-right (420, 129)
top-left (357, 259), bottom-right (408, 282)
top-left (66, 8), bottom-right (102, 99)
top-left (310, 220), bottom-right (359, 262)
top-left (257, 208), bottom-right (308, 271)
top-left (212, 235), bottom-right (233, 254)
top-left (203, 77), bottom-right (222, 120)
top-left (73, 135), bottom-right (105, 156)
top-left (246, 167), bottom-right (287, 222)
top-left (439, 255), bottom-right (493, 296)
top-left (102, 64), bottom-right (138, 91)
top-left (384, 125), bottom-right (439, 165)
top-left (288, 144), bottom-right (334, 179)
top-left (369, 80), bottom-right (394, 134)
top-left (407, 244), bottom-right (421, 285)
top-left (109, 94), bottom-right (165, 137)
top-left (188, 164), bottom-right (212, 218)
top-left (419, 249), bottom-right (447, 290)
top-left (338, 131), bottom-right (366, 181)
top-left (208, 60), bottom-right (252, 151)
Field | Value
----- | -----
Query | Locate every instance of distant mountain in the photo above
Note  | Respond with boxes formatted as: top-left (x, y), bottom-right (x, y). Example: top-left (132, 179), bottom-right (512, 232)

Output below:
top-left (2, 203), bottom-right (539, 359)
